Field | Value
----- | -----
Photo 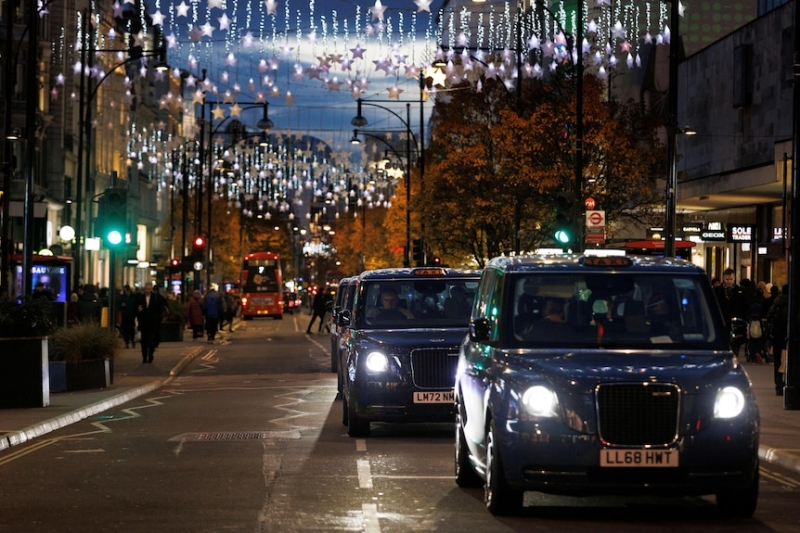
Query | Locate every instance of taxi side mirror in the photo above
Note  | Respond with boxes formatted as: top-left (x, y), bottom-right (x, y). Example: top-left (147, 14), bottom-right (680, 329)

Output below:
top-left (469, 317), bottom-right (491, 342)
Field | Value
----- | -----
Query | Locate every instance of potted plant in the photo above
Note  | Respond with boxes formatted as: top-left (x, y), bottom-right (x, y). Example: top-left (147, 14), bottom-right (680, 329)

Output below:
top-left (48, 323), bottom-right (122, 391)
top-left (159, 297), bottom-right (187, 342)
top-left (0, 296), bottom-right (59, 408)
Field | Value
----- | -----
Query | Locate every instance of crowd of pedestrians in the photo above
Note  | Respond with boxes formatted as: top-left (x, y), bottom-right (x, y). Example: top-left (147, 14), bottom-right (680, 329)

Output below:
top-left (711, 268), bottom-right (790, 395)
top-left (58, 281), bottom-right (242, 363)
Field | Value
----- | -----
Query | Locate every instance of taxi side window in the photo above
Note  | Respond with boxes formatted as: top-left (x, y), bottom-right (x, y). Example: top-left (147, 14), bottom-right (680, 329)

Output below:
top-left (473, 268), bottom-right (502, 340)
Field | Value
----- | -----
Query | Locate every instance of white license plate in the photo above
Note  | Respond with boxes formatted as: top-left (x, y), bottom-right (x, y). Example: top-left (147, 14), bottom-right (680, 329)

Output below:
top-left (413, 391), bottom-right (454, 404)
top-left (600, 449), bottom-right (679, 467)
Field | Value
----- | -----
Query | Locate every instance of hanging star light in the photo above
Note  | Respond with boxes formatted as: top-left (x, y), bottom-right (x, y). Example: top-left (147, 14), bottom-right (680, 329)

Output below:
top-left (370, 0), bottom-right (387, 22)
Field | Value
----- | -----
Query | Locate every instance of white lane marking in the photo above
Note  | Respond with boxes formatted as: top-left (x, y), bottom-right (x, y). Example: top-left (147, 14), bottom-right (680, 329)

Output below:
top-left (64, 449), bottom-right (105, 453)
top-left (371, 475), bottom-right (453, 480)
top-left (362, 503), bottom-right (381, 533)
top-left (358, 459), bottom-right (373, 488)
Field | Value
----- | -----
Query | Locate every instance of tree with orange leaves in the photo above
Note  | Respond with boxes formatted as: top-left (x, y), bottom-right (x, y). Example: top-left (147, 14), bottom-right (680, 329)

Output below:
top-left (417, 73), bottom-right (664, 266)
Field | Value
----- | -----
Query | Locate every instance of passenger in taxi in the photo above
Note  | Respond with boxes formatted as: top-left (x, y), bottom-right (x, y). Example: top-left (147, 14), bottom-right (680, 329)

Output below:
top-left (541, 297), bottom-right (565, 323)
top-left (646, 292), bottom-right (681, 340)
top-left (444, 286), bottom-right (472, 318)
top-left (371, 288), bottom-right (415, 322)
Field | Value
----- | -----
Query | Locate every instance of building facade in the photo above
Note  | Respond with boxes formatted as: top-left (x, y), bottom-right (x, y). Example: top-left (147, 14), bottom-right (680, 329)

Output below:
top-left (1, 0), bottom-right (181, 298)
top-left (677, 0), bottom-right (793, 286)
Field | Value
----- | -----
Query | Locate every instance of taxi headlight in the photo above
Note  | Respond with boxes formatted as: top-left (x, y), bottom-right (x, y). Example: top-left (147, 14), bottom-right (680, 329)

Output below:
top-left (714, 386), bottom-right (746, 419)
top-left (521, 385), bottom-right (558, 417)
top-left (365, 351), bottom-right (389, 372)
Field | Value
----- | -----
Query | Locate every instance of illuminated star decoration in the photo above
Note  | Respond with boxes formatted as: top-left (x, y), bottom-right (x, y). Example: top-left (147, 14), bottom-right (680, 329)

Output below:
top-left (370, 0), bottom-right (387, 22)
top-left (413, 0), bottom-right (433, 13)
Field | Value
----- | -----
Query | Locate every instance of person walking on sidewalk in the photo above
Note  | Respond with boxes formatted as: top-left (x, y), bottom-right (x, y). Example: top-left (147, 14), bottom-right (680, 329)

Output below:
top-left (136, 281), bottom-right (167, 364)
top-left (307, 289), bottom-right (328, 334)
top-left (118, 284), bottom-right (138, 348)
top-left (766, 284), bottom-right (789, 396)
top-left (219, 290), bottom-right (236, 332)
top-left (713, 268), bottom-right (749, 357)
top-left (204, 284), bottom-right (222, 342)
top-left (187, 290), bottom-right (205, 340)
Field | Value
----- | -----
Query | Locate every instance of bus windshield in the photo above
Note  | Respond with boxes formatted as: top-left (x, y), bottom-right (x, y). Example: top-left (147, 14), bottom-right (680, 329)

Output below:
top-left (242, 259), bottom-right (280, 293)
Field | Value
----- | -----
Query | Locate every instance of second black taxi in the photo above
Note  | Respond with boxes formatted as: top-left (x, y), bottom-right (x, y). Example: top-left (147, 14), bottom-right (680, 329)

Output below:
top-left (339, 266), bottom-right (480, 437)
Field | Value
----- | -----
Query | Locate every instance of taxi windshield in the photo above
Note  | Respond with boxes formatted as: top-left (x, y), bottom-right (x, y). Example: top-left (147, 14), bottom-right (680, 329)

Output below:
top-left (507, 273), bottom-right (727, 350)
top-left (358, 279), bottom-right (479, 329)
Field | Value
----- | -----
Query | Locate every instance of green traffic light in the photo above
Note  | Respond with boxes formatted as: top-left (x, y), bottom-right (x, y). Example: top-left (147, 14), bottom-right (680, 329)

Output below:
top-left (554, 229), bottom-right (571, 244)
top-left (106, 230), bottom-right (123, 246)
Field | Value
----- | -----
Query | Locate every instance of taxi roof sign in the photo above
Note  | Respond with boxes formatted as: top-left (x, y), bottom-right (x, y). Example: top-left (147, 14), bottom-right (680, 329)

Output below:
top-left (580, 256), bottom-right (633, 268)
top-left (413, 268), bottom-right (446, 276)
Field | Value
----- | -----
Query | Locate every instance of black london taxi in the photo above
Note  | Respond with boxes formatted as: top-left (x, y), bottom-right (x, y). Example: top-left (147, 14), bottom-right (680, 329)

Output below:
top-left (339, 266), bottom-right (480, 437)
top-left (330, 276), bottom-right (357, 379)
top-left (454, 254), bottom-right (759, 517)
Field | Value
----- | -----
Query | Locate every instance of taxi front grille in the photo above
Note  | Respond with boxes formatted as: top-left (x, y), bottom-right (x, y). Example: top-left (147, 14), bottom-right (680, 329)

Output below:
top-left (410, 348), bottom-right (459, 389)
top-left (596, 383), bottom-right (680, 446)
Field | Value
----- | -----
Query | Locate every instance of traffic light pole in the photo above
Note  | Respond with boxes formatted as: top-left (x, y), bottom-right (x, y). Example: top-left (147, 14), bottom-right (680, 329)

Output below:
top-left (108, 248), bottom-right (117, 333)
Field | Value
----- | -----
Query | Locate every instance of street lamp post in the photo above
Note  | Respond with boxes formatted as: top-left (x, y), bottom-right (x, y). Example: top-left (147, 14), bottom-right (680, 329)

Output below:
top-left (73, 22), bottom-right (168, 291)
top-left (782, 0), bottom-right (800, 409)
top-left (0, 0), bottom-right (18, 295)
top-left (20, 0), bottom-right (40, 297)
top-left (350, 129), bottom-right (413, 266)
top-left (664, 0), bottom-right (681, 259)
top-left (351, 99), bottom-right (418, 266)
top-left (201, 101), bottom-right (273, 288)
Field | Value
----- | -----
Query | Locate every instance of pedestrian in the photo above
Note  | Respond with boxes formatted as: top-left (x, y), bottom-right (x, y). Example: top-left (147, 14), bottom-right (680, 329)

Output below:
top-left (32, 281), bottom-right (55, 301)
top-left (713, 268), bottom-right (749, 327)
top-left (118, 284), bottom-right (138, 348)
top-left (763, 284), bottom-right (779, 318)
top-left (67, 289), bottom-right (79, 327)
top-left (136, 281), bottom-right (167, 364)
top-left (76, 283), bottom-right (103, 324)
top-left (306, 288), bottom-right (328, 334)
top-left (765, 284), bottom-right (789, 396)
top-left (219, 290), bottom-right (235, 332)
top-left (321, 288), bottom-right (335, 333)
top-left (746, 300), bottom-right (766, 364)
top-left (203, 284), bottom-right (222, 342)
top-left (187, 289), bottom-right (205, 339)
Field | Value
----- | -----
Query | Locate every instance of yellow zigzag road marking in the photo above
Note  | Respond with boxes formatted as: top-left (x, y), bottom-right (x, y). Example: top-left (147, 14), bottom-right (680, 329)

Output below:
top-left (0, 393), bottom-right (182, 465)
top-left (190, 349), bottom-right (219, 374)
top-left (760, 466), bottom-right (800, 489)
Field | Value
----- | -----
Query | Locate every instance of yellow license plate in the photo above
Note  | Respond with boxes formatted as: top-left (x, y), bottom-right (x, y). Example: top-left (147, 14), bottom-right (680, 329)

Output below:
top-left (600, 449), bottom-right (679, 467)
top-left (413, 391), bottom-right (454, 404)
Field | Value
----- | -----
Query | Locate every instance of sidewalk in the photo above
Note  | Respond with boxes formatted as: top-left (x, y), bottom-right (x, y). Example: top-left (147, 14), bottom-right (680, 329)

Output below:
top-left (2, 348), bottom-right (800, 474)
top-left (0, 335), bottom-right (211, 451)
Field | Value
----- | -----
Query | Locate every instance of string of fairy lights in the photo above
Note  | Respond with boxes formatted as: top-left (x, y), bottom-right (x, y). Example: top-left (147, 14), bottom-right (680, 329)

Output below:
top-left (45, 0), bottom-right (680, 229)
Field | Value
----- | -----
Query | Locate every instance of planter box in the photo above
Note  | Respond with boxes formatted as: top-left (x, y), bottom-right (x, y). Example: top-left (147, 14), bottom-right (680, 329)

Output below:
top-left (49, 361), bottom-right (67, 393)
top-left (49, 359), bottom-right (111, 392)
top-left (0, 337), bottom-right (50, 408)
top-left (66, 359), bottom-right (110, 391)
top-left (159, 321), bottom-right (185, 342)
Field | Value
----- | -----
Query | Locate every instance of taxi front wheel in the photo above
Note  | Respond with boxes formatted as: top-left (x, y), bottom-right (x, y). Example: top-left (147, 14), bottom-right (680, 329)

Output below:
top-left (345, 397), bottom-right (370, 438)
top-left (485, 421), bottom-right (524, 515)
top-left (716, 467), bottom-right (758, 518)
top-left (455, 413), bottom-right (483, 488)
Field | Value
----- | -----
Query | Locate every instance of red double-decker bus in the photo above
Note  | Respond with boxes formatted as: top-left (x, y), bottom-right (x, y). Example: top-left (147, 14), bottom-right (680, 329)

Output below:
top-left (240, 251), bottom-right (283, 320)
